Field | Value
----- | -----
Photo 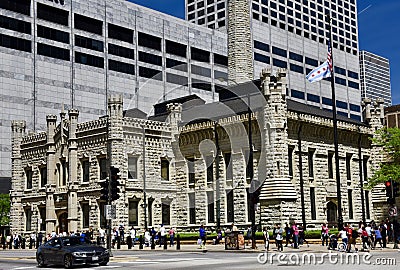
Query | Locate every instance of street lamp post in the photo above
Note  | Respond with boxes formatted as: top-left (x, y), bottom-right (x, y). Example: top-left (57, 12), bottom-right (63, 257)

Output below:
top-left (327, 15), bottom-right (343, 230)
top-left (214, 121), bottom-right (221, 230)
top-left (247, 93), bottom-right (256, 249)
top-left (142, 125), bottom-right (148, 231)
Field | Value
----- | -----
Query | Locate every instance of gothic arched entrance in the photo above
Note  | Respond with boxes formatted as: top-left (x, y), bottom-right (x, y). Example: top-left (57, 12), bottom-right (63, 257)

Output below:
top-left (327, 201), bottom-right (337, 227)
top-left (58, 212), bottom-right (68, 234)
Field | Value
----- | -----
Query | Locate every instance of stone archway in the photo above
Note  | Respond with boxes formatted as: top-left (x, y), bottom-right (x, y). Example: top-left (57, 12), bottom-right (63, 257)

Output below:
top-left (326, 201), bottom-right (337, 227)
top-left (58, 212), bottom-right (68, 234)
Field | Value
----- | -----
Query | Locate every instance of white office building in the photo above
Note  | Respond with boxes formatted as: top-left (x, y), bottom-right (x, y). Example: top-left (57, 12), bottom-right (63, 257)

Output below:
top-left (186, 0), bottom-right (362, 119)
top-left (359, 50), bottom-right (392, 107)
top-left (0, 0), bottom-right (229, 183)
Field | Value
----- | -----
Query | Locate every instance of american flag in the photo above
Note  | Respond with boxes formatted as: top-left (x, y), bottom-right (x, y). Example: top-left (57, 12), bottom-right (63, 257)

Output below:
top-left (327, 41), bottom-right (332, 72)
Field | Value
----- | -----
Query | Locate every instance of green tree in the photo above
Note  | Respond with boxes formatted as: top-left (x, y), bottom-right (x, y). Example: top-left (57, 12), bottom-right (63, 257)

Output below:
top-left (0, 194), bottom-right (10, 226)
top-left (368, 127), bottom-right (400, 188)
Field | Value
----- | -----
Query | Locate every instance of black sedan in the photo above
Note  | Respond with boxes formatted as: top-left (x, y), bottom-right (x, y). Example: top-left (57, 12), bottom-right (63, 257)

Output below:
top-left (36, 236), bottom-right (109, 268)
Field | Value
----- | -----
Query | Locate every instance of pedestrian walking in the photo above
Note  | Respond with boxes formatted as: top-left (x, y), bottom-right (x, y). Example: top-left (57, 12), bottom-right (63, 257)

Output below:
top-left (99, 227), bottom-right (105, 244)
top-left (169, 227), bottom-right (175, 247)
top-left (321, 223), bottom-right (329, 246)
top-left (37, 232), bottom-right (43, 248)
top-left (361, 227), bottom-right (369, 250)
top-left (129, 227), bottom-right (136, 247)
top-left (263, 227), bottom-right (269, 251)
top-left (284, 223), bottom-right (291, 247)
top-left (246, 226), bottom-right (252, 246)
top-left (348, 225), bottom-right (359, 252)
top-left (379, 220), bottom-right (387, 248)
top-left (291, 222), bottom-right (299, 249)
top-left (298, 225), bottom-right (309, 247)
top-left (274, 224), bottom-right (283, 252)
top-left (144, 229), bottom-right (151, 247)
top-left (374, 226), bottom-right (383, 249)
top-left (159, 224), bottom-right (166, 247)
top-left (199, 224), bottom-right (206, 249)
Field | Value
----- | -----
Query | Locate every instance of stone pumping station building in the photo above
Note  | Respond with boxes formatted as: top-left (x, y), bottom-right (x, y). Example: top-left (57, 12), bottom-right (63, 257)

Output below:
top-left (10, 68), bottom-right (390, 235)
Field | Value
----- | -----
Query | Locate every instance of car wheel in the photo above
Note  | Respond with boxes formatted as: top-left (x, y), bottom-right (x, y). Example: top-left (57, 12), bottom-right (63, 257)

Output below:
top-left (37, 254), bottom-right (46, 267)
top-left (64, 254), bottom-right (73, 269)
top-left (99, 260), bottom-right (108, 266)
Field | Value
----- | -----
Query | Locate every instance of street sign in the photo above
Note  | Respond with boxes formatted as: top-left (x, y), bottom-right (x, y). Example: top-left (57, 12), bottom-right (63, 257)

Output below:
top-left (388, 206), bottom-right (397, 217)
top-left (105, 205), bottom-right (116, 219)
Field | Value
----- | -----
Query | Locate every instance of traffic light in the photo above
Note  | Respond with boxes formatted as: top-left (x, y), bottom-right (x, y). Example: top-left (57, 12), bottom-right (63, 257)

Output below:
top-left (110, 166), bottom-right (121, 201)
top-left (385, 180), bottom-right (393, 198)
top-left (100, 179), bottom-right (109, 201)
top-left (393, 181), bottom-right (399, 197)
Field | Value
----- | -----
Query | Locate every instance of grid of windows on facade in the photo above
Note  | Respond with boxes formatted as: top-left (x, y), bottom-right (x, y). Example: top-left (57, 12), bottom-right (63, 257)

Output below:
top-left (251, 0), bottom-right (358, 55)
top-left (252, 41), bottom-right (359, 90)
top-left (0, 2), bottom-right (227, 82)
top-left (187, 0), bottom-right (226, 29)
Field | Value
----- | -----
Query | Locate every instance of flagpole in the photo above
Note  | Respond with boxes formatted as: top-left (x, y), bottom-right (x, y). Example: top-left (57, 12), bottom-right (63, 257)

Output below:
top-left (327, 14), bottom-right (343, 231)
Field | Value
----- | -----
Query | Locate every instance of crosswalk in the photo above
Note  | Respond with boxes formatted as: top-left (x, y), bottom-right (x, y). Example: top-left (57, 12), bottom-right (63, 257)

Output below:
top-left (10, 255), bottom-right (258, 269)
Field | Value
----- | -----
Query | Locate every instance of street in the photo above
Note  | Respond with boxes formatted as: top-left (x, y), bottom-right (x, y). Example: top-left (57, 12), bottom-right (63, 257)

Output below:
top-left (0, 246), bottom-right (399, 270)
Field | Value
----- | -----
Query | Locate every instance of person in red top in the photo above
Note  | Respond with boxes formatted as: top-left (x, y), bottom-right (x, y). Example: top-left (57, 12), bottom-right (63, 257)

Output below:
top-left (361, 227), bottom-right (369, 250)
top-left (292, 222), bottom-right (299, 249)
top-left (321, 223), bottom-right (329, 246)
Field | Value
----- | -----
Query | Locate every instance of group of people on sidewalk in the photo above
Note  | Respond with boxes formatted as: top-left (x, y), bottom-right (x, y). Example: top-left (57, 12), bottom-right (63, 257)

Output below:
top-left (262, 222), bottom-right (309, 252)
top-left (107, 224), bottom-right (177, 249)
top-left (335, 219), bottom-right (400, 252)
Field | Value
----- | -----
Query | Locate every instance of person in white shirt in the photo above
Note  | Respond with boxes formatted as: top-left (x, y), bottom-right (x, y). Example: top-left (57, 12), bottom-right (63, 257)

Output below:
top-left (274, 224), bottom-right (284, 251)
top-left (338, 228), bottom-right (348, 248)
top-left (159, 224), bottom-right (166, 247)
top-left (98, 228), bottom-right (105, 244)
top-left (144, 230), bottom-right (151, 247)
top-left (263, 227), bottom-right (270, 251)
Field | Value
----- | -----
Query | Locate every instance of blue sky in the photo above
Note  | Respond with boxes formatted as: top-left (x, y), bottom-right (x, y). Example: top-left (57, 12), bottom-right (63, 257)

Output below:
top-left (129, 0), bottom-right (399, 105)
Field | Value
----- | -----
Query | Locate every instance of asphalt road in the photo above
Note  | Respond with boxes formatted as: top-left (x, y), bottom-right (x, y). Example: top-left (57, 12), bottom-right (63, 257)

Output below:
top-left (0, 249), bottom-right (399, 270)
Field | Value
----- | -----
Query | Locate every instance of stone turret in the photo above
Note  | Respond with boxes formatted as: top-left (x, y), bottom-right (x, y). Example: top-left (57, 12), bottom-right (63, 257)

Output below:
top-left (364, 98), bottom-right (387, 218)
top-left (167, 103), bottom-right (182, 142)
top-left (107, 95), bottom-right (125, 226)
top-left (259, 68), bottom-right (297, 226)
top-left (10, 120), bottom-right (26, 233)
top-left (68, 109), bottom-right (79, 232)
top-left (227, 0), bottom-right (254, 85)
top-left (45, 114), bottom-right (57, 233)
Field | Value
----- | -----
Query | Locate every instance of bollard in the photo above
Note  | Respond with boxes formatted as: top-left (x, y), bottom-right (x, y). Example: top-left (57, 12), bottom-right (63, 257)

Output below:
top-left (176, 234), bottom-right (180, 250)
top-left (164, 237), bottom-right (167, 250)
top-left (151, 235), bottom-right (155, 249)
top-left (139, 235), bottom-right (143, 250)
top-left (127, 235), bottom-right (132, 249)
top-left (28, 238), bottom-right (32, 249)
top-left (117, 237), bottom-right (121, 249)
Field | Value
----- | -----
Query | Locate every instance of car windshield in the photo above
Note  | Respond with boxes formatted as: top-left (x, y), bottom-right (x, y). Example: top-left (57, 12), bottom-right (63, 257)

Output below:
top-left (61, 237), bottom-right (92, 246)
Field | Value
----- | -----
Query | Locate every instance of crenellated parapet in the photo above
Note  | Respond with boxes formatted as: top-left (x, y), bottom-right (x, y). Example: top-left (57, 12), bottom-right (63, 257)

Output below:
top-left (363, 98), bottom-right (385, 130)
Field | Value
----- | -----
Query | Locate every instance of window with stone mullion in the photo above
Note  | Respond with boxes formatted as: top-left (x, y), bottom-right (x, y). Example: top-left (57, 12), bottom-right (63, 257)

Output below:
top-left (128, 156), bottom-right (138, 179)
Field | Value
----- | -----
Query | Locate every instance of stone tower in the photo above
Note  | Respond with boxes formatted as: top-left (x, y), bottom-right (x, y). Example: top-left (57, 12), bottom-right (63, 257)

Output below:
top-left (10, 120), bottom-right (26, 233)
top-left (227, 0), bottom-right (254, 85)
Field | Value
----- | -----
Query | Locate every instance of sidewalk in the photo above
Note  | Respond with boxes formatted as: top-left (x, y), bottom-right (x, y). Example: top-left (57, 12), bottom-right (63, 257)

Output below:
top-left (113, 242), bottom-right (400, 253)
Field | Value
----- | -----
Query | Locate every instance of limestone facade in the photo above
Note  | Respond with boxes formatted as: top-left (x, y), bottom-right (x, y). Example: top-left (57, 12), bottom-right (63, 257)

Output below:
top-left (10, 70), bottom-right (392, 235)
